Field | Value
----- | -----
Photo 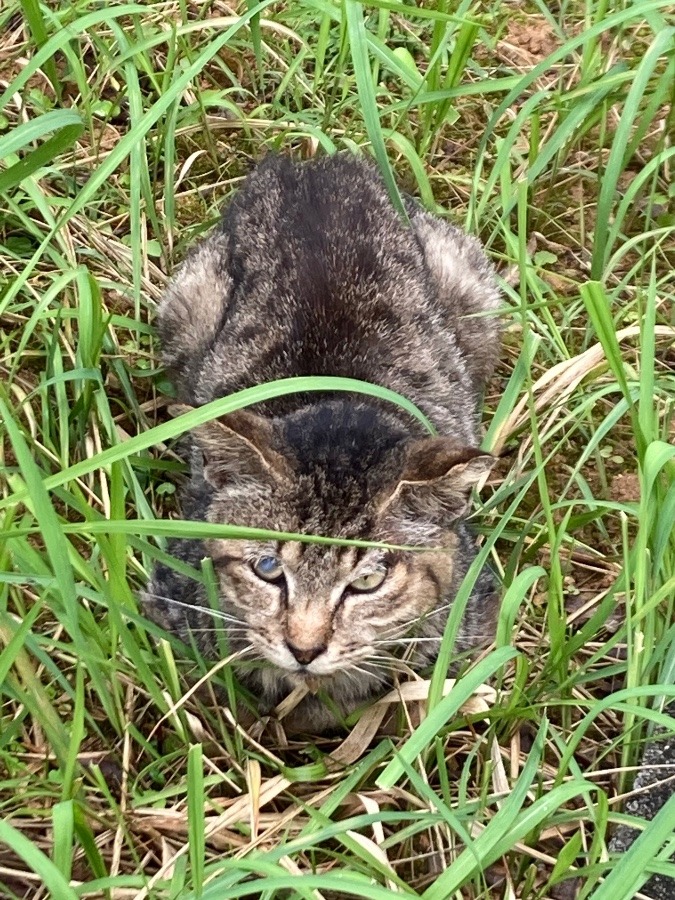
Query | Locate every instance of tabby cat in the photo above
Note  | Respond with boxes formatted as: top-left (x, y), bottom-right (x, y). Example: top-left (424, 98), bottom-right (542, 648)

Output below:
top-left (144, 154), bottom-right (502, 732)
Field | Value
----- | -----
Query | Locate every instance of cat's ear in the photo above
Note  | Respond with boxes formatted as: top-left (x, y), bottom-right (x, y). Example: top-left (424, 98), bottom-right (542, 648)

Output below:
top-left (384, 438), bottom-right (494, 521)
top-left (169, 404), bottom-right (290, 489)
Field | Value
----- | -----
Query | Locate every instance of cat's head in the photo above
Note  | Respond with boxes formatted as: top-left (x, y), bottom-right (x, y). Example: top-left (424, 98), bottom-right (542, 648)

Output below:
top-left (175, 401), bottom-right (493, 686)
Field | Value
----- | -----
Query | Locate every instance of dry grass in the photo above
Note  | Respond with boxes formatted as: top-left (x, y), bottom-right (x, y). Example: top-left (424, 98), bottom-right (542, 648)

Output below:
top-left (0, 1), bottom-right (674, 898)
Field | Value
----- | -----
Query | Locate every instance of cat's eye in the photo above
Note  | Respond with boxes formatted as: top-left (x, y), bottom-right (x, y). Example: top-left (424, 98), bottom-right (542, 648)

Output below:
top-left (349, 568), bottom-right (387, 593)
top-left (252, 556), bottom-right (284, 583)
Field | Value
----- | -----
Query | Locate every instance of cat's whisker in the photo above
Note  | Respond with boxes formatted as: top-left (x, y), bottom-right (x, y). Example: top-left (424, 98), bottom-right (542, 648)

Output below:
top-left (368, 649), bottom-right (403, 661)
top-left (144, 591), bottom-right (247, 625)
top-left (362, 652), bottom-right (406, 670)
top-left (368, 657), bottom-right (412, 674)
top-left (186, 625), bottom-right (250, 634)
top-left (398, 602), bottom-right (453, 623)
top-left (232, 649), bottom-right (263, 661)
top-left (367, 650), bottom-right (417, 671)
top-left (377, 632), bottom-right (496, 648)
top-left (340, 668), bottom-right (362, 687)
top-left (373, 637), bottom-right (444, 645)
top-left (233, 645), bottom-right (263, 661)
top-left (380, 603), bottom-right (454, 637)
top-left (392, 601), bottom-right (453, 628)
top-left (201, 610), bottom-right (247, 626)
top-left (240, 655), bottom-right (266, 665)
top-left (347, 664), bottom-right (389, 686)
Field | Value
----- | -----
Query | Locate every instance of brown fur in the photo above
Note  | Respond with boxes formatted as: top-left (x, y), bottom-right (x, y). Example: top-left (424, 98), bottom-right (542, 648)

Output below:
top-left (144, 154), bottom-right (502, 732)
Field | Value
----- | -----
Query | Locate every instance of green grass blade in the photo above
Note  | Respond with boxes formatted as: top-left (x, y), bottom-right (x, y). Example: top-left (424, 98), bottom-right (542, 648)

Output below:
top-left (591, 27), bottom-right (675, 278)
top-left (344, 0), bottom-right (406, 217)
top-left (51, 801), bottom-right (74, 882)
top-left (376, 646), bottom-right (518, 789)
top-left (18, 0), bottom-right (60, 95)
top-left (0, 399), bottom-right (80, 641)
top-left (0, 820), bottom-right (79, 900)
top-left (0, 375), bottom-right (436, 514)
top-left (0, 6), bottom-right (148, 111)
top-left (187, 743), bottom-right (205, 896)
top-left (595, 793), bottom-right (675, 899)
top-left (0, 121), bottom-right (84, 194)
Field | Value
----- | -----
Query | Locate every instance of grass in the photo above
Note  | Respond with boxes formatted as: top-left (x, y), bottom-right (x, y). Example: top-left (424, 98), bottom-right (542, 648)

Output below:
top-left (1, 0), bottom-right (674, 897)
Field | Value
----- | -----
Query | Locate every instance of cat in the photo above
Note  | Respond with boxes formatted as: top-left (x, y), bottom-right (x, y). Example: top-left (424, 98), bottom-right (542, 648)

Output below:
top-left (143, 154), bottom-right (502, 733)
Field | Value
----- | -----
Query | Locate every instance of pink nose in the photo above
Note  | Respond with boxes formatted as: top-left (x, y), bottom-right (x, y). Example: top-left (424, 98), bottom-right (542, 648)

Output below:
top-left (286, 641), bottom-right (326, 665)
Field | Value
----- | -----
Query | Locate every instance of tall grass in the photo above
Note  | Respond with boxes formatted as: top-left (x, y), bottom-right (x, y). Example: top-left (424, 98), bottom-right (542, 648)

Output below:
top-left (0, 0), bottom-right (673, 897)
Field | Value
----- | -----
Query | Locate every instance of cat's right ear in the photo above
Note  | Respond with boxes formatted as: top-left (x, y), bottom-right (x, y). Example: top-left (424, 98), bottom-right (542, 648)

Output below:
top-left (169, 405), bottom-right (291, 489)
top-left (379, 438), bottom-right (495, 523)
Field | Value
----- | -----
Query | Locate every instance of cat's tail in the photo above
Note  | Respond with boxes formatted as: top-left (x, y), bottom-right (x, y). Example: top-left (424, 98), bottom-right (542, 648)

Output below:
top-left (155, 227), bottom-right (231, 403)
top-left (410, 206), bottom-right (502, 387)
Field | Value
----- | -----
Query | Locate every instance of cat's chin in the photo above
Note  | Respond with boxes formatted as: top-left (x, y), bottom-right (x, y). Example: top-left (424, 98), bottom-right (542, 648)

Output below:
top-left (289, 672), bottom-right (330, 695)
top-left (261, 664), bottom-right (361, 699)
top-left (257, 663), bottom-right (333, 693)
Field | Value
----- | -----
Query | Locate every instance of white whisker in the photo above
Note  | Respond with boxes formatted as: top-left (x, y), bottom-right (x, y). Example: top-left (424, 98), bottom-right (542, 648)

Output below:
top-left (186, 625), bottom-right (249, 634)
top-left (380, 602), bottom-right (453, 636)
top-left (373, 637), bottom-right (443, 645)
top-left (348, 664), bottom-right (389, 686)
top-left (144, 591), bottom-right (246, 625)
top-left (368, 658), bottom-right (411, 673)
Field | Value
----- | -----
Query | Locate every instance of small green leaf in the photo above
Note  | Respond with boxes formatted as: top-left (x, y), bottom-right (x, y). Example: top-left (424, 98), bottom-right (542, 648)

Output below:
top-left (391, 47), bottom-right (421, 81)
top-left (533, 250), bottom-right (558, 266)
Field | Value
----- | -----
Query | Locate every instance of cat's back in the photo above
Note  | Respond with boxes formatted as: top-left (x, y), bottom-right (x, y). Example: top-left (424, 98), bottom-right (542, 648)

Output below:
top-left (225, 153), bottom-right (409, 263)
top-left (210, 155), bottom-right (433, 384)
top-left (158, 154), bottom-right (500, 433)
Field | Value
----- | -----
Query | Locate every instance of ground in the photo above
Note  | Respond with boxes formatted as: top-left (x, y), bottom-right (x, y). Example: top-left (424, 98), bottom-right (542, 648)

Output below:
top-left (0, 1), bottom-right (674, 898)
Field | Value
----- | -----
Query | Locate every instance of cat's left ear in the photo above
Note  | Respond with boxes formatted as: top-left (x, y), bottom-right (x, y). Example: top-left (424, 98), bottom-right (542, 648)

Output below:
top-left (169, 404), bottom-right (291, 489)
top-left (383, 438), bottom-right (495, 521)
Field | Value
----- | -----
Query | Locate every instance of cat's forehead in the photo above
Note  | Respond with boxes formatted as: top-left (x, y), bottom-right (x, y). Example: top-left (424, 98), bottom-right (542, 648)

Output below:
top-left (280, 475), bottom-right (377, 538)
top-left (278, 402), bottom-right (407, 488)
top-left (279, 540), bottom-right (377, 572)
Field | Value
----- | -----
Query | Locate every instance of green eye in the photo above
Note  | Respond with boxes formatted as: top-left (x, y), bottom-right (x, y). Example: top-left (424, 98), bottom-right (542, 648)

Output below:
top-left (252, 556), bottom-right (284, 583)
top-left (349, 568), bottom-right (387, 593)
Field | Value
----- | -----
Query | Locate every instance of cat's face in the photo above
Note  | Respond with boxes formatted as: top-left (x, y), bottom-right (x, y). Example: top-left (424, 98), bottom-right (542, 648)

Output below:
top-left (184, 405), bottom-right (493, 688)
top-left (204, 536), bottom-right (456, 685)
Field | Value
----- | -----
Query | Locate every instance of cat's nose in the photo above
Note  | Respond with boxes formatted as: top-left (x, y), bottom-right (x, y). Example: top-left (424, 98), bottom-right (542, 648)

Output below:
top-left (286, 640), bottom-right (326, 665)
